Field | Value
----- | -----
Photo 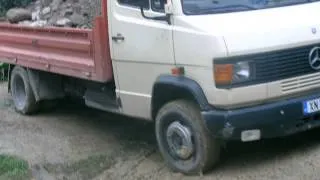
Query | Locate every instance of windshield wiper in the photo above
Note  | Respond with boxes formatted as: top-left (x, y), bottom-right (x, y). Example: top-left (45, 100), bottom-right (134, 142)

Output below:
top-left (190, 4), bottom-right (258, 14)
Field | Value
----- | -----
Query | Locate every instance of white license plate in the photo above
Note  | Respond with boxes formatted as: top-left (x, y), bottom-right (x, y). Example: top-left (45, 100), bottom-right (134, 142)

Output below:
top-left (303, 98), bottom-right (320, 114)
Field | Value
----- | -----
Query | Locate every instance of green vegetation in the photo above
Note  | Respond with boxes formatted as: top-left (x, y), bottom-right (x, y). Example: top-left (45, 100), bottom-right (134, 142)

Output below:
top-left (0, 0), bottom-right (33, 16)
top-left (0, 154), bottom-right (30, 180)
top-left (0, 63), bottom-right (8, 81)
top-left (44, 154), bottom-right (115, 179)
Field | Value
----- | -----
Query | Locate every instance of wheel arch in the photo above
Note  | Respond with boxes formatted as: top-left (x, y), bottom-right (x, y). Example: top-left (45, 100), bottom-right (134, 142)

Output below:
top-left (151, 75), bottom-right (211, 120)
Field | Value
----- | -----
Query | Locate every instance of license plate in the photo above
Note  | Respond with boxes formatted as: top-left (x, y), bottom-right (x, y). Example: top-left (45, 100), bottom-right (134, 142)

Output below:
top-left (303, 98), bottom-right (320, 114)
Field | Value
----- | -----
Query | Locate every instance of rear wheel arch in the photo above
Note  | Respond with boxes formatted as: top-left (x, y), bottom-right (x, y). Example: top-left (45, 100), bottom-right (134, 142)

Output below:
top-left (9, 66), bottom-right (65, 102)
top-left (151, 75), bottom-right (211, 120)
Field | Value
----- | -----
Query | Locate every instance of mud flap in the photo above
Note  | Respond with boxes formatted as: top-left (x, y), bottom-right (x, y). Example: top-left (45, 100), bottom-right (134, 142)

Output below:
top-left (26, 69), bottom-right (65, 101)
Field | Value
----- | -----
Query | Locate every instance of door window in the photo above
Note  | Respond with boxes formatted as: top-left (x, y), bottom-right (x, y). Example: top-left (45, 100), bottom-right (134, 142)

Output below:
top-left (118, 0), bottom-right (149, 9)
top-left (117, 0), bottom-right (165, 12)
top-left (152, 0), bottom-right (165, 12)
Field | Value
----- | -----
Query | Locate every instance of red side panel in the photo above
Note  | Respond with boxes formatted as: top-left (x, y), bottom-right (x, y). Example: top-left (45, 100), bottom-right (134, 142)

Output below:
top-left (0, 0), bottom-right (113, 82)
top-left (92, 0), bottom-right (113, 82)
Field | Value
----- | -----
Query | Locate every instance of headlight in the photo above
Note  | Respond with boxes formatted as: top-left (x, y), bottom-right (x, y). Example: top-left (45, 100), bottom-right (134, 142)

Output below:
top-left (214, 61), bottom-right (254, 87)
top-left (233, 61), bottom-right (251, 83)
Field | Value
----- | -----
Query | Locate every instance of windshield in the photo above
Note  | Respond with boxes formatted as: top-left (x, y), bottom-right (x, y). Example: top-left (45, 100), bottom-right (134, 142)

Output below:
top-left (182, 0), bottom-right (320, 15)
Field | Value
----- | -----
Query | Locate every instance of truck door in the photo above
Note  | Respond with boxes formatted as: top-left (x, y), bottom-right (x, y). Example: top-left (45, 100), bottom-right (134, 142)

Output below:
top-left (108, 0), bottom-right (175, 118)
top-left (109, 0), bottom-right (174, 64)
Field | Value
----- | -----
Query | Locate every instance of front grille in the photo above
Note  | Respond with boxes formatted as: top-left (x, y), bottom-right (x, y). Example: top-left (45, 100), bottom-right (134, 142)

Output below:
top-left (254, 44), bottom-right (317, 83)
top-left (281, 72), bottom-right (320, 93)
top-left (215, 43), bottom-right (320, 88)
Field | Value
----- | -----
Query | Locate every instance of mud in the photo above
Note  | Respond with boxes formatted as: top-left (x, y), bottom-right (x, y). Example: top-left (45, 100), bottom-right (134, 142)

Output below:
top-left (0, 82), bottom-right (320, 180)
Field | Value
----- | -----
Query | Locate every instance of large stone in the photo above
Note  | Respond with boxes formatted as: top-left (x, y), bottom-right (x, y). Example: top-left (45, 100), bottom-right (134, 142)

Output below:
top-left (18, 20), bottom-right (48, 27)
top-left (63, 8), bottom-right (74, 17)
top-left (73, 4), bottom-right (82, 14)
top-left (69, 13), bottom-right (86, 27)
top-left (48, 16), bottom-right (57, 26)
top-left (41, 7), bottom-right (52, 20)
top-left (40, 0), bottom-right (53, 7)
top-left (42, 7), bottom-right (51, 15)
top-left (18, 20), bottom-right (33, 25)
top-left (30, 20), bottom-right (48, 27)
top-left (79, 24), bottom-right (90, 29)
top-left (55, 18), bottom-right (72, 27)
top-left (6, 8), bottom-right (32, 24)
top-left (50, 0), bottom-right (62, 12)
top-left (32, 10), bottom-right (41, 21)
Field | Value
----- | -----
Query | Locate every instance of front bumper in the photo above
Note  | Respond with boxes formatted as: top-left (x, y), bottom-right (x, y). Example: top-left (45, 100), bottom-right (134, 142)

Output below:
top-left (202, 92), bottom-right (320, 141)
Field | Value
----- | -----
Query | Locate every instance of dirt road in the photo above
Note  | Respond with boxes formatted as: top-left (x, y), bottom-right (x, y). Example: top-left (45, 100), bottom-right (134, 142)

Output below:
top-left (1, 81), bottom-right (320, 180)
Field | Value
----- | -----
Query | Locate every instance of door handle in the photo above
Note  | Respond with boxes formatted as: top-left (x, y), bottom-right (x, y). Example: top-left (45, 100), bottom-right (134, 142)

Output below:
top-left (112, 34), bottom-right (125, 42)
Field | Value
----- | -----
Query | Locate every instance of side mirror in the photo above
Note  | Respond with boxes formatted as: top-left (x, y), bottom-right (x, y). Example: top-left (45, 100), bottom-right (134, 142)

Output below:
top-left (139, 4), bottom-right (172, 25)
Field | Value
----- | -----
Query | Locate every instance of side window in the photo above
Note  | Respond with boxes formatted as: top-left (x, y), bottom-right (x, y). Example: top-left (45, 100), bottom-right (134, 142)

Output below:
top-left (152, 0), bottom-right (165, 12)
top-left (118, 0), bottom-right (150, 9)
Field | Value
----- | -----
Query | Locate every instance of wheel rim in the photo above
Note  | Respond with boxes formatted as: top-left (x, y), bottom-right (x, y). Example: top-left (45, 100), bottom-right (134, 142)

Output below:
top-left (166, 121), bottom-right (194, 160)
top-left (12, 75), bottom-right (26, 109)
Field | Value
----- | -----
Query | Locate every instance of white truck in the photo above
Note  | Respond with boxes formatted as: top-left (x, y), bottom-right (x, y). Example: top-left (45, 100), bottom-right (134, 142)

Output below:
top-left (1, 0), bottom-right (320, 175)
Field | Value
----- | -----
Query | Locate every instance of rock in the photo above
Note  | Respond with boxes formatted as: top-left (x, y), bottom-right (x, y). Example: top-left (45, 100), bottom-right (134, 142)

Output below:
top-left (19, 20), bottom-right (48, 27)
top-left (4, 0), bottom-right (98, 28)
top-left (32, 10), bottom-right (41, 21)
top-left (48, 16), bottom-right (58, 25)
top-left (79, 24), bottom-right (90, 29)
top-left (18, 20), bottom-right (33, 25)
top-left (55, 18), bottom-right (72, 27)
top-left (50, 0), bottom-right (62, 12)
top-left (29, 0), bottom-right (42, 10)
top-left (31, 20), bottom-right (48, 27)
top-left (42, 7), bottom-right (51, 15)
top-left (34, 3), bottom-right (42, 12)
top-left (63, 8), bottom-right (74, 17)
top-left (40, 0), bottom-right (53, 7)
top-left (41, 7), bottom-right (52, 20)
top-left (6, 8), bottom-right (32, 24)
top-left (69, 13), bottom-right (86, 26)
top-left (73, 4), bottom-right (82, 14)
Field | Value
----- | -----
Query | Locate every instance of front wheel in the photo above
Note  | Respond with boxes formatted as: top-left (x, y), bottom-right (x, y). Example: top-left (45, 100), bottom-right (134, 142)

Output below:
top-left (155, 100), bottom-right (221, 175)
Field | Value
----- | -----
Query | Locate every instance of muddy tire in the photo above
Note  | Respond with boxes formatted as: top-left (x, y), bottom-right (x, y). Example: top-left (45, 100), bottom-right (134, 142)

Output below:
top-left (10, 66), bottom-right (38, 115)
top-left (155, 100), bottom-right (220, 175)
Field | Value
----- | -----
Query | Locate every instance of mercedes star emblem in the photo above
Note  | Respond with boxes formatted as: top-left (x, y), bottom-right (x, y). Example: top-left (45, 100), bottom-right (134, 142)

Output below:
top-left (312, 28), bottom-right (317, 34)
top-left (309, 47), bottom-right (320, 70)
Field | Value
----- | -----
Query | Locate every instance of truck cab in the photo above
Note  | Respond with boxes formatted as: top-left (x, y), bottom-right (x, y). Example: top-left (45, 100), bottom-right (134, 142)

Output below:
top-left (5, 0), bottom-right (320, 175)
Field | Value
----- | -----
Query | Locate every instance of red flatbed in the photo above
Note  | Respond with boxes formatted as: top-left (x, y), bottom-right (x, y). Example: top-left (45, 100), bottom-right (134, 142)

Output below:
top-left (0, 0), bottom-right (113, 82)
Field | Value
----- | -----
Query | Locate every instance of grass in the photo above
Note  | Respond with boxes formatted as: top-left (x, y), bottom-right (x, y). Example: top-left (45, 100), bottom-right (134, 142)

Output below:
top-left (0, 155), bottom-right (30, 180)
top-left (44, 154), bottom-right (115, 180)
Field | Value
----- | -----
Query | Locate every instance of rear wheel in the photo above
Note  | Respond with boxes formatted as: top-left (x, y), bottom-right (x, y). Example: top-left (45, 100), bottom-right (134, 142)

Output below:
top-left (155, 100), bottom-right (221, 175)
top-left (10, 66), bottom-right (38, 114)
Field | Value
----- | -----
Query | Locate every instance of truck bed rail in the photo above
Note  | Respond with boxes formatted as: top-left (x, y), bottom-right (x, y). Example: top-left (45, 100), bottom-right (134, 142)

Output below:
top-left (0, 0), bottom-right (112, 82)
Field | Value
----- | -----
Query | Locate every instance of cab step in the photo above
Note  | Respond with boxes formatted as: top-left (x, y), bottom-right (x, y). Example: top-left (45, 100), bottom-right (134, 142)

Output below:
top-left (84, 87), bottom-right (120, 113)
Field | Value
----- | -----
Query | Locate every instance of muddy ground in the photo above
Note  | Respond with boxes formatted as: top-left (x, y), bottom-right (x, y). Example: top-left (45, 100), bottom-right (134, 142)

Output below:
top-left (1, 81), bottom-right (320, 180)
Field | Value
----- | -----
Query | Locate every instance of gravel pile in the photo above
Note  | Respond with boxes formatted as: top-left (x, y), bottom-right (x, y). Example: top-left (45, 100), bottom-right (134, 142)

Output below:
top-left (4, 0), bottom-right (101, 28)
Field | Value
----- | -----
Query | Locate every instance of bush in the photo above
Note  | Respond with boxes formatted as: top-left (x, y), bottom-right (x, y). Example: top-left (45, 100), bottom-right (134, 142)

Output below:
top-left (0, 0), bottom-right (33, 16)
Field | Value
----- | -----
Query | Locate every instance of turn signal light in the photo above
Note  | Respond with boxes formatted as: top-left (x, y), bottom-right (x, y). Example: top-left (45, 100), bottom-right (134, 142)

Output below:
top-left (214, 64), bottom-right (233, 85)
top-left (171, 67), bottom-right (185, 76)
